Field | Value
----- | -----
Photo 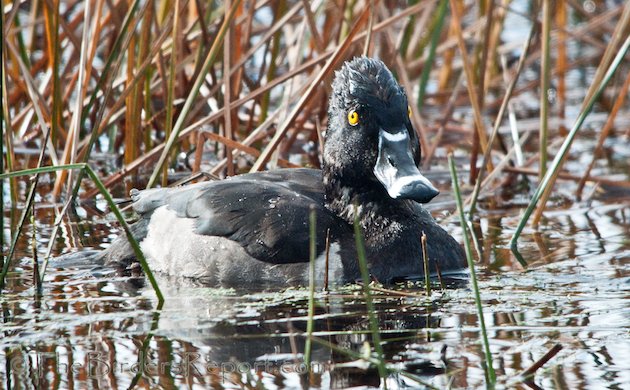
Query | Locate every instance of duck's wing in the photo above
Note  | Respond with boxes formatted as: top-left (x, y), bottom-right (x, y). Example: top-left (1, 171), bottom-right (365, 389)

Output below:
top-left (133, 168), bottom-right (343, 264)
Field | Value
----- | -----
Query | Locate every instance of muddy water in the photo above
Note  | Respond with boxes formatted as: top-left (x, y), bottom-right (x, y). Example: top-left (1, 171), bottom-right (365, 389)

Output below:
top-left (1, 173), bottom-right (629, 389)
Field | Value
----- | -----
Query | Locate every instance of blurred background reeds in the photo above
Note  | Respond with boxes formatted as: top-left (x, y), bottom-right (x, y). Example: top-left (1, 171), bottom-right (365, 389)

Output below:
top-left (2, 1), bottom-right (630, 388)
top-left (3, 0), bottom-right (629, 206)
top-left (3, 0), bottom-right (630, 304)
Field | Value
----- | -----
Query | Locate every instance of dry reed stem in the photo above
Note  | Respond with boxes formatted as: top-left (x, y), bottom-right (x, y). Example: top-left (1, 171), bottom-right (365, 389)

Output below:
top-left (223, 0), bottom-right (235, 176)
top-left (448, 0), bottom-right (493, 183)
top-left (520, 343), bottom-right (563, 379)
top-left (5, 40), bottom-right (59, 165)
top-left (555, 0), bottom-right (568, 119)
top-left (53, 0), bottom-right (96, 199)
top-left (505, 166), bottom-right (630, 189)
top-left (532, 3), bottom-right (630, 226)
top-left (198, 130), bottom-right (299, 169)
top-left (422, 72), bottom-right (465, 170)
top-left (3, 0), bottom-right (628, 238)
top-left (82, 54), bottom-right (328, 197)
top-left (468, 23), bottom-right (536, 216)
top-left (539, 0), bottom-right (551, 179)
top-left (575, 72), bottom-right (630, 199)
top-left (249, 5), bottom-right (370, 172)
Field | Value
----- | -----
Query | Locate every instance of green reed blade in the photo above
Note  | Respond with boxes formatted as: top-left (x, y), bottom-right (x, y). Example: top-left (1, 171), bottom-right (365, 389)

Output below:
top-left (304, 206), bottom-right (317, 369)
top-left (448, 153), bottom-right (495, 384)
top-left (0, 164), bottom-right (164, 305)
top-left (509, 34), bottom-right (630, 251)
top-left (353, 205), bottom-right (389, 387)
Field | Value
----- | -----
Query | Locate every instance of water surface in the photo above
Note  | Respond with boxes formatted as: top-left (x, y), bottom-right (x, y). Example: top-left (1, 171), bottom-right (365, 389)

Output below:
top-left (2, 175), bottom-right (629, 389)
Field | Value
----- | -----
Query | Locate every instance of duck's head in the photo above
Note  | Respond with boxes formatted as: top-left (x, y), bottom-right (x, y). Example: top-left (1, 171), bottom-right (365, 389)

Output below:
top-left (323, 57), bottom-right (439, 204)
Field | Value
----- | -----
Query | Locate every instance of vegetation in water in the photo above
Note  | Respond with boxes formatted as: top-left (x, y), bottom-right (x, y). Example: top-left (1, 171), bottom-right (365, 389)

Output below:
top-left (2, 0), bottom-right (630, 388)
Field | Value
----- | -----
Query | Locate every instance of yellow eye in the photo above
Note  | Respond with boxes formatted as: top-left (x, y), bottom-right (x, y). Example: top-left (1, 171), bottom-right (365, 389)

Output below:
top-left (347, 110), bottom-right (360, 126)
top-left (408, 105), bottom-right (412, 117)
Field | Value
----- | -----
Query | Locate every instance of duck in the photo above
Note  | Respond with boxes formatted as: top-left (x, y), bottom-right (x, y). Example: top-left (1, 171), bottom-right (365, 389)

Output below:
top-left (98, 57), bottom-right (466, 285)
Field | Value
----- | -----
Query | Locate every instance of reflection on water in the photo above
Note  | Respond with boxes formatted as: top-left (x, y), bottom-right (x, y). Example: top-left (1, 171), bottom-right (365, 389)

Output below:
top-left (1, 194), bottom-right (629, 389)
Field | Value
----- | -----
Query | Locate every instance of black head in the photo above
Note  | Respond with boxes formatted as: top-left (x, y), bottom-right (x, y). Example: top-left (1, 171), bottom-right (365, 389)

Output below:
top-left (323, 57), bottom-right (439, 205)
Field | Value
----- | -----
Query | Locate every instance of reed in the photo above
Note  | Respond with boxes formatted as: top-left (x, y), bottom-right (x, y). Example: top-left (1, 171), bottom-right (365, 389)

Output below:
top-left (576, 72), bottom-right (630, 199)
top-left (468, 22), bottom-right (536, 218)
top-left (539, 0), bottom-right (551, 179)
top-left (128, 306), bottom-right (165, 388)
top-left (0, 126), bottom-right (50, 292)
top-left (259, 0), bottom-right (286, 124)
top-left (448, 0), bottom-right (493, 183)
top-left (162, 0), bottom-right (180, 186)
top-left (0, 164), bottom-right (164, 305)
top-left (250, 5), bottom-right (370, 172)
top-left (304, 206), bottom-right (317, 369)
top-left (29, 212), bottom-right (41, 298)
top-left (421, 232), bottom-right (431, 296)
top-left (530, 3), bottom-right (630, 227)
top-left (448, 153), bottom-right (496, 384)
top-left (2, 4), bottom-right (630, 386)
top-left (353, 205), bottom-right (389, 386)
top-left (1, 6), bottom-right (5, 271)
top-left (416, 0), bottom-right (448, 112)
top-left (12, 0), bottom-right (621, 205)
top-left (510, 34), bottom-right (630, 251)
top-left (148, 0), bottom-right (244, 188)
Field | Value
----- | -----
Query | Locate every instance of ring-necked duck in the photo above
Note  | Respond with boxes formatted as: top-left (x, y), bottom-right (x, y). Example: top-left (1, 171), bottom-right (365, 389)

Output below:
top-left (99, 57), bottom-right (466, 284)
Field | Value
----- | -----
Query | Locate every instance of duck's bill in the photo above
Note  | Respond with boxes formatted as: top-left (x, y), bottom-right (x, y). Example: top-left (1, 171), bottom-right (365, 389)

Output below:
top-left (373, 127), bottom-right (439, 203)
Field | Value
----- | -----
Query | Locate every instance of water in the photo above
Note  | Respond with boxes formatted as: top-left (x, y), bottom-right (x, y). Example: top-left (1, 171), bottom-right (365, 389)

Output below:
top-left (3, 0), bottom-right (630, 386)
top-left (1, 172), bottom-right (629, 389)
